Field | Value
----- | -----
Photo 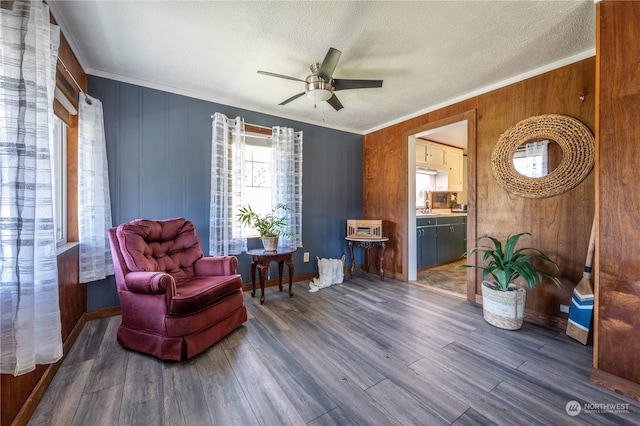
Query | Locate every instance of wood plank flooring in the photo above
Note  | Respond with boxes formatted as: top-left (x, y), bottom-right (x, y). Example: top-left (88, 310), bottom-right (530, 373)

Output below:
top-left (415, 259), bottom-right (467, 297)
top-left (29, 273), bottom-right (640, 425)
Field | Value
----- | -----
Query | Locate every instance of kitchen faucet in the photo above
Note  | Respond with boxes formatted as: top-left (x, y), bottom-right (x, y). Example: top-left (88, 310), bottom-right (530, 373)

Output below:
top-left (425, 199), bottom-right (432, 213)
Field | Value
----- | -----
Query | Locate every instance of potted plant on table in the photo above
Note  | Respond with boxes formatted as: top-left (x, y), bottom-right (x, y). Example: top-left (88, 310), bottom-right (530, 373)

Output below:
top-left (460, 232), bottom-right (561, 330)
top-left (237, 203), bottom-right (295, 251)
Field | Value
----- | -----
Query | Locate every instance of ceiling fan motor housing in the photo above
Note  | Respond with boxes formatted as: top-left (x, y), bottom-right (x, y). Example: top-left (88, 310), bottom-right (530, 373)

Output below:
top-left (305, 74), bottom-right (333, 101)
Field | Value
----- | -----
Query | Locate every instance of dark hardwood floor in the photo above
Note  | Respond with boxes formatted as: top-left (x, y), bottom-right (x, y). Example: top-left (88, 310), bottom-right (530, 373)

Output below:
top-left (29, 273), bottom-right (640, 425)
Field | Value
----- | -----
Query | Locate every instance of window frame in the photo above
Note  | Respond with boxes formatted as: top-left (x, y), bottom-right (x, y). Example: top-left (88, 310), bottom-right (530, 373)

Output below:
top-left (52, 108), bottom-right (69, 246)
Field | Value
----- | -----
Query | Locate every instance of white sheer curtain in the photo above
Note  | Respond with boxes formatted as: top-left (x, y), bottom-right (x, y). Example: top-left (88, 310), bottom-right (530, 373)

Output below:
top-left (78, 94), bottom-right (113, 282)
top-left (272, 126), bottom-right (303, 248)
top-left (0, 0), bottom-right (63, 375)
top-left (210, 113), bottom-right (246, 255)
top-left (525, 140), bottom-right (549, 178)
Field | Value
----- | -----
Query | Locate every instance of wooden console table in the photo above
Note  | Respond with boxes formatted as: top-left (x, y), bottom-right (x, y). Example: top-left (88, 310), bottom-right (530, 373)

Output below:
top-left (247, 247), bottom-right (296, 304)
top-left (345, 237), bottom-right (389, 280)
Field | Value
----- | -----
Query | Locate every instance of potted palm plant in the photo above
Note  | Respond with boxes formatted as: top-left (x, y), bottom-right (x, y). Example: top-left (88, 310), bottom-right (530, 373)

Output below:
top-left (460, 232), bottom-right (561, 330)
top-left (237, 203), bottom-right (295, 251)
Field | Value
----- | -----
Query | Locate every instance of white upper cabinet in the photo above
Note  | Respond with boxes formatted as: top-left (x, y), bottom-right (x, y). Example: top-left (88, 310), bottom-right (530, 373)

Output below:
top-left (416, 141), bottom-right (464, 191)
top-left (416, 142), bottom-right (428, 165)
top-left (416, 141), bottom-right (447, 168)
top-left (428, 143), bottom-right (448, 168)
top-left (446, 147), bottom-right (464, 192)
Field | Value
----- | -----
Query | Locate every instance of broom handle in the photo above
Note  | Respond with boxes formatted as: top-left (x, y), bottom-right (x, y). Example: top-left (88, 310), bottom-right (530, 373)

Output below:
top-left (584, 219), bottom-right (596, 273)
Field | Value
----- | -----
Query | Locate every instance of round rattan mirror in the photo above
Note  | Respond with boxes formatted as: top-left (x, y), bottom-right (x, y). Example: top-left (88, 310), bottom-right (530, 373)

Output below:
top-left (491, 114), bottom-right (594, 198)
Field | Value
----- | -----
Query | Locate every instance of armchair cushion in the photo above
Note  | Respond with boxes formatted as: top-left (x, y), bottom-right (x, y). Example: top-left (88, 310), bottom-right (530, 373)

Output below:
top-left (117, 218), bottom-right (203, 281)
top-left (170, 275), bottom-right (242, 316)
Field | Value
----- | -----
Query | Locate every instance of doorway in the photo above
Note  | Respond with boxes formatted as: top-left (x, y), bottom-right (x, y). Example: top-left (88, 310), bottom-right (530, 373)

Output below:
top-left (406, 111), bottom-right (477, 301)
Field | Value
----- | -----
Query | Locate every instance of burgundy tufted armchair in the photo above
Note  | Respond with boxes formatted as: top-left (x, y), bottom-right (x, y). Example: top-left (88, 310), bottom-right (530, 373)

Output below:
top-left (107, 218), bottom-right (247, 360)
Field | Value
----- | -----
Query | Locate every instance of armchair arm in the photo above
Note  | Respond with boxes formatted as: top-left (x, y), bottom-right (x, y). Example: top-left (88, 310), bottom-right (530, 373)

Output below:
top-left (125, 271), bottom-right (175, 295)
top-left (194, 256), bottom-right (238, 276)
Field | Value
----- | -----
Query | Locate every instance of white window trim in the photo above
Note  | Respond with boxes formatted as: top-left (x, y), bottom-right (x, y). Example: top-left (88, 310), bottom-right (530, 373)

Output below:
top-left (53, 115), bottom-right (68, 246)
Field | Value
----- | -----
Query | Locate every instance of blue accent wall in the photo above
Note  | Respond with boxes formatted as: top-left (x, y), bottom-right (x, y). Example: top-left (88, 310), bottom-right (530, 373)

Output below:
top-left (87, 76), bottom-right (363, 310)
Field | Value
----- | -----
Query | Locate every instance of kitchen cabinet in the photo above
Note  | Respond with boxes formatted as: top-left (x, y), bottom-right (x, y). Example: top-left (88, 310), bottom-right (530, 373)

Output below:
top-left (416, 142), bottom-right (464, 192)
top-left (416, 141), bottom-right (447, 168)
top-left (436, 216), bottom-right (466, 263)
top-left (416, 215), bottom-right (467, 268)
top-left (446, 147), bottom-right (464, 192)
top-left (417, 225), bottom-right (438, 268)
top-left (427, 143), bottom-right (448, 168)
top-left (416, 143), bottom-right (428, 165)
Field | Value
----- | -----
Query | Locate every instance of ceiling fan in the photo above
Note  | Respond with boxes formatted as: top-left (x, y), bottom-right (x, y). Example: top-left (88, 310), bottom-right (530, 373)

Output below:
top-left (257, 47), bottom-right (383, 111)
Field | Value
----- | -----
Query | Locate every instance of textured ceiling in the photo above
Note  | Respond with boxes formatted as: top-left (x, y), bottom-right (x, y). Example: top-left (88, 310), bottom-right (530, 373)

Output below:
top-left (48, 1), bottom-right (596, 135)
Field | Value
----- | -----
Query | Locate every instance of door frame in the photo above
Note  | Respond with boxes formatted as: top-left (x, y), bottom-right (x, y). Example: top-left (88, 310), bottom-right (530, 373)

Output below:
top-left (404, 110), bottom-right (478, 302)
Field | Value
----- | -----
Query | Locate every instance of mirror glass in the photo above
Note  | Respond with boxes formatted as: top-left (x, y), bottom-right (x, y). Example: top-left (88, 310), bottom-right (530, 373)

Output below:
top-left (512, 139), bottom-right (563, 178)
top-left (491, 114), bottom-right (594, 199)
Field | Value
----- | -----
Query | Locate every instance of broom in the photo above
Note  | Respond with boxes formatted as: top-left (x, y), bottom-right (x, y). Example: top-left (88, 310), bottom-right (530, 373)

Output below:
top-left (566, 218), bottom-right (596, 345)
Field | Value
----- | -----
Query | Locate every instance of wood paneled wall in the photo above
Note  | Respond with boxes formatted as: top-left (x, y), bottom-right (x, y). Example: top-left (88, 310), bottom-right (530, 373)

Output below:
top-left (591, 0), bottom-right (640, 402)
top-left (364, 58), bottom-right (595, 329)
top-left (1, 245), bottom-right (84, 426)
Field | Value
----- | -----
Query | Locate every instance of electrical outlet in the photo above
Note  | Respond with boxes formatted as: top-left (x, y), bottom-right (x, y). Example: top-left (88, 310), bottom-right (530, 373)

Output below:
top-left (560, 304), bottom-right (570, 314)
top-left (303, 252), bottom-right (310, 262)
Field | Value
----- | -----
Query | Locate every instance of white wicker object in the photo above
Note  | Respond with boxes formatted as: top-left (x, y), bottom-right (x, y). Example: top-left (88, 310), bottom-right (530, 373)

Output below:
top-left (481, 281), bottom-right (526, 330)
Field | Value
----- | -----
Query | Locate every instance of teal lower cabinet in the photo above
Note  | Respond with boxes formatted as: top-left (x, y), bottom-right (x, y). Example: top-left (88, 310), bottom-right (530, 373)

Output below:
top-left (417, 226), bottom-right (438, 268)
top-left (417, 215), bottom-right (467, 268)
top-left (437, 223), bottom-right (466, 263)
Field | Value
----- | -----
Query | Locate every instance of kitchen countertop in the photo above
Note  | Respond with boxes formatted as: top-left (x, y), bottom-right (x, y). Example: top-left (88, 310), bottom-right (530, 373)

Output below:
top-left (417, 211), bottom-right (467, 218)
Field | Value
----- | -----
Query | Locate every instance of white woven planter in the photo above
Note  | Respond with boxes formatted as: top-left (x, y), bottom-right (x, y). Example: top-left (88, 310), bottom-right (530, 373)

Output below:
top-left (261, 236), bottom-right (279, 251)
top-left (481, 281), bottom-right (526, 330)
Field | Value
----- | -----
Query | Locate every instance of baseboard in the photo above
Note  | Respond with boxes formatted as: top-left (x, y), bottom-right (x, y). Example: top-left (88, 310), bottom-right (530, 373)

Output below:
top-left (591, 367), bottom-right (640, 403)
top-left (11, 313), bottom-right (87, 426)
top-left (524, 308), bottom-right (569, 331)
top-left (239, 266), bottom-right (379, 292)
top-left (473, 294), bottom-right (570, 331)
top-left (85, 305), bottom-right (121, 321)
top-left (242, 272), bottom-right (317, 292)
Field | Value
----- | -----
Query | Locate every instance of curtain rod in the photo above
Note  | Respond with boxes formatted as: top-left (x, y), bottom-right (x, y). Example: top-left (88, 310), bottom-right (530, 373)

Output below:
top-left (57, 57), bottom-right (92, 105)
top-left (209, 115), bottom-right (271, 131)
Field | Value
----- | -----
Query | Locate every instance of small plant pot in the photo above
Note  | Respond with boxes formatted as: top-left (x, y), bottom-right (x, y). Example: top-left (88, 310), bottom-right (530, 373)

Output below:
top-left (481, 281), bottom-right (526, 330)
top-left (261, 236), bottom-right (279, 251)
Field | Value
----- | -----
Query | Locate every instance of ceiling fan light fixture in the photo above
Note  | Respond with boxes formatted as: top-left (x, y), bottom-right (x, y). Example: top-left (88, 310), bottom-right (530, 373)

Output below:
top-left (305, 75), bottom-right (333, 103)
top-left (306, 87), bottom-right (332, 102)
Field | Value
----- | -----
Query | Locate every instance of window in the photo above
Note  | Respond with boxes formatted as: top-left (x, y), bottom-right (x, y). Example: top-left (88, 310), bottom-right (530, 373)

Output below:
top-left (210, 114), bottom-right (303, 256)
top-left (240, 135), bottom-right (273, 237)
top-left (52, 115), bottom-right (68, 245)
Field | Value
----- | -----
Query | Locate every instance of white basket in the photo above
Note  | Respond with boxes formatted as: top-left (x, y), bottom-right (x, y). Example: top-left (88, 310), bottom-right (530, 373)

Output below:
top-left (481, 281), bottom-right (526, 330)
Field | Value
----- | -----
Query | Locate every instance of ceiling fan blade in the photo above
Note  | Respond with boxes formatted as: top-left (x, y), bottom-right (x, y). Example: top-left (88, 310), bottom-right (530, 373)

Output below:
top-left (333, 79), bottom-right (384, 91)
top-left (326, 94), bottom-right (344, 111)
top-left (279, 92), bottom-right (305, 106)
top-left (257, 70), bottom-right (305, 82)
top-left (318, 48), bottom-right (341, 81)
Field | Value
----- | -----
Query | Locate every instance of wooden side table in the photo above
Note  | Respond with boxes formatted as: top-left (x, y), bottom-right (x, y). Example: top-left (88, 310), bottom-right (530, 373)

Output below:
top-left (247, 248), bottom-right (296, 304)
top-left (345, 237), bottom-right (389, 280)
